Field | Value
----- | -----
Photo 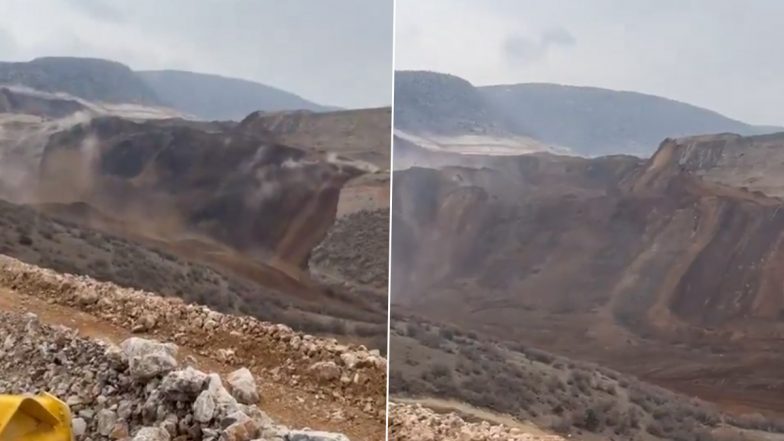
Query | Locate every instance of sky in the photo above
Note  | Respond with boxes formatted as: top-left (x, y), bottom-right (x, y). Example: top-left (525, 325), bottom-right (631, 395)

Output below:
top-left (0, 0), bottom-right (393, 109)
top-left (396, 0), bottom-right (784, 126)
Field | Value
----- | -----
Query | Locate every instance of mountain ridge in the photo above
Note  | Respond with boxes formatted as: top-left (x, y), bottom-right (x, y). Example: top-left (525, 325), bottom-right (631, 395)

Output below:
top-left (138, 69), bottom-right (333, 120)
top-left (0, 57), bottom-right (334, 120)
top-left (395, 70), bottom-right (782, 157)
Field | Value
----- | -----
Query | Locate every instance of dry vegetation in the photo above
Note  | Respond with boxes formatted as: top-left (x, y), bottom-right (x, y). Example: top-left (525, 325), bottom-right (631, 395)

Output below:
top-left (0, 199), bottom-right (386, 350)
top-left (389, 317), bottom-right (784, 441)
top-left (309, 209), bottom-right (389, 295)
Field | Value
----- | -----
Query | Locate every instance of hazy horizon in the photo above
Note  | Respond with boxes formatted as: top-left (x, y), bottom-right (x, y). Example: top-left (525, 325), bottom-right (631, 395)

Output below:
top-left (396, 0), bottom-right (784, 126)
top-left (0, 0), bottom-right (393, 109)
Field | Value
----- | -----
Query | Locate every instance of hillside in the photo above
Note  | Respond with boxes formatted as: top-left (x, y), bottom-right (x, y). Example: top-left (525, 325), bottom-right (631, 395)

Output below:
top-left (0, 57), bottom-right (161, 105)
top-left (138, 70), bottom-right (331, 120)
top-left (390, 132), bottom-right (784, 429)
top-left (389, 317), bottom-right (784, 441)
top-left (393, 71), bottom-right (555, 156)
top-left (0, 78), bottom-right (390, 350)
top-left (394, 71), bottom-right (502, 136)
top-left (0, 57), bottom-right (333, 120)
top-left (481, 83), bottom-right (769, 157)
top-left (394, 70), bottom-right (780, 157)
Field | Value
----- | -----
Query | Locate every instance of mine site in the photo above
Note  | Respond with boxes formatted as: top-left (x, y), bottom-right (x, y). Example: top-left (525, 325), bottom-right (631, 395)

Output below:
top-left (0, 1), bottom-right (392, 439)
top-left (388, 1), bottom-right (784, 440)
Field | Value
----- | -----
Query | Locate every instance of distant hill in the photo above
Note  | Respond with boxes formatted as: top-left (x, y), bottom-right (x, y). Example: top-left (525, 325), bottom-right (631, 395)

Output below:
top-left (137, 70), bottom-right (332, 120)
top-left (0, 57), bottom-right (160, 105)
top-left (393, 71), bottom-right (555, 156)
top-left (481, 83), bottom-right (777, 156)
top-left (395, 70), bottom-right (782, 156)
top-left (394, 70), bottom-right (504, 135)
top-left (0, 57), bottom-right (333, 121)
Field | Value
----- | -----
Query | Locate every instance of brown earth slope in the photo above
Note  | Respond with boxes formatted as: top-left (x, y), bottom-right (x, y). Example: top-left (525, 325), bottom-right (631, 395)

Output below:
top-left (391, 132), bottom-right (784, 418)
top-left (0, 90), bottom-right (390, 347)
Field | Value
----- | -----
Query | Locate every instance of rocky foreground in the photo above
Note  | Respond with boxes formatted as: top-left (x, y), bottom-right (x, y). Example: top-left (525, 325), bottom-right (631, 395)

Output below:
top-left (0, 310), bottom-right (347, 440)
top-left (0, 254), bottom-right (385, 404)
top-left (0, 254), bottom-right (387, 439)
top-left (388, 403), bottom-right (565, 441)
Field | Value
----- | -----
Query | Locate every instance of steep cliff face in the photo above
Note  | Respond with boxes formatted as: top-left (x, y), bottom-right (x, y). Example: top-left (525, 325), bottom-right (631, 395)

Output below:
top-left (624, 134), bottom-right (784, 328)
top-left (391, 132), bottom-right (784, 414)
top-left (394, 133), bottom-right (784, 327)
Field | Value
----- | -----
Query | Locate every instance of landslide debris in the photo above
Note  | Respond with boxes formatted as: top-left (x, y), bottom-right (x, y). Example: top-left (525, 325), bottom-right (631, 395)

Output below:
top-left (0, 310), bottom-right (350, 440)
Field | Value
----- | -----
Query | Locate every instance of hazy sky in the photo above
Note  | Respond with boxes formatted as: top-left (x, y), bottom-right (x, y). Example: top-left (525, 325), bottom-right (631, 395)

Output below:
top-left (0, 0), bottom-right (393, 109)
top-left (396, 0), bottom-right (784, 126)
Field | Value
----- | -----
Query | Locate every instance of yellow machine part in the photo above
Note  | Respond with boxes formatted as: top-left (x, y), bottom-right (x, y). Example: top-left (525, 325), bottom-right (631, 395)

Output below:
top-left (0, 393), bottom-right (73, 441)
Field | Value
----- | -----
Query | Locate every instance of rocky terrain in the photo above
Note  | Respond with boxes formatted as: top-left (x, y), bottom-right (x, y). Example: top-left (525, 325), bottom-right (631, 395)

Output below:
top-left (0, 254), bottom-right (387, 440)
top-left (391, 132), bottom-right (784, 428)
top-left (0, 312), bottom-right (351, 440)
top-left (395, 70), bottom-right (780, 157)
top-left (389, 403), bottom-right (565, 441)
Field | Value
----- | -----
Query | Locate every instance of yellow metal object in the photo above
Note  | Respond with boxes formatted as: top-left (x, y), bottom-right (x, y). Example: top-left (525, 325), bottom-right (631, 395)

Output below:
top-left (0, 393), bottom-right (72, 441)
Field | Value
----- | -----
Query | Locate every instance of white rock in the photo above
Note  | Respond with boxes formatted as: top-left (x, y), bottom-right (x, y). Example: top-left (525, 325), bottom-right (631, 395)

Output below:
top-left (71, 417), bottom-right (87, 437)
top-left (121, 337), bottom-right (178, 380)
top-left (226, 367), bottom-right (259, 404)
top-left (193, 390), bottom-right (216, 423)
top-left (132, 427), bottom-right (171, 441)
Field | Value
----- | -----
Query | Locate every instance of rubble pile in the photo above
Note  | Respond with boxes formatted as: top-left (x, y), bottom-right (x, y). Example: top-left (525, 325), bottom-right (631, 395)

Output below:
top-left (0, 254), bottom-right (386, 419)
top-left (0, 310), bottom-right (350, 441)
top-left (388, 403), bottom-right (565, 441)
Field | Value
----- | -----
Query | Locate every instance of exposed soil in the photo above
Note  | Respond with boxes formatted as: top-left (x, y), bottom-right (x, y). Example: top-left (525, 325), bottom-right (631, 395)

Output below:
top-left (391, 132), bottom-right (784, 422)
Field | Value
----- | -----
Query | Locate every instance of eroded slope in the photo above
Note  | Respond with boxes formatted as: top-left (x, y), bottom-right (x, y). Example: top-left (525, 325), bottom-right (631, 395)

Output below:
top-left (391, 132), bottom-right (784, 417)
